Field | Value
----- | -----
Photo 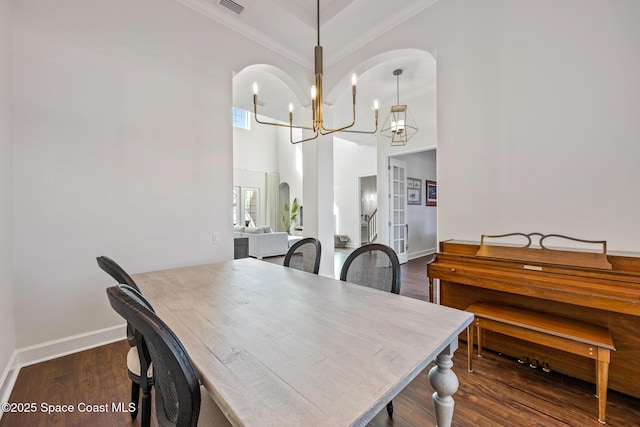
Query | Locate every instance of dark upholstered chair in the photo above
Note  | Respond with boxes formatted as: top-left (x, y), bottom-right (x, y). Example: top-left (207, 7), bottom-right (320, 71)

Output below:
top-left (97, 256), bottom-right (153, 422)
top-left (283, 237), bottom-right (322, 274)
top-left (339, 243), bottom-right (401, 416)
top-left (107, 285), bottom-right (231, 427)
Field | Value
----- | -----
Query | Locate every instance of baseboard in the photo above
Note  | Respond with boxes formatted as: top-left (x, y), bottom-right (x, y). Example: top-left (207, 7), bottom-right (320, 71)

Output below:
top-left (408, 248), bottom-right (436, 260)
top-left (14, 324), bottom-right (126, 368)
top-left (0, 351), bottom-right (18, 410)
top-left (0, 324), bottom-right (126, 413)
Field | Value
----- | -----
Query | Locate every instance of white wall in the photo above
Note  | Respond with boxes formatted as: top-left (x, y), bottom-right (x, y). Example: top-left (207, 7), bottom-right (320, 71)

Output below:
top-left (333, 137), bottom-right (376, 247)
top-left (0, 0), bottom-right (16, 385)
top-left (233, 114), bottom-right (278, 228)
top-left (276, 126), bottom-right (303, 211)
top-left (11, 0), bottom-right (307, 349)
top-left (233, 115), bottom-right (278, 174)
top-left (331, 0), bottom-right (640, 252)
top-left (232, 117), bottom-right (303, 230)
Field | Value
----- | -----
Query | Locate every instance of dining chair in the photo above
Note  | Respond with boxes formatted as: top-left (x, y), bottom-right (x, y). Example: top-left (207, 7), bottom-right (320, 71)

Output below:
top-left (96, 256), bottom-right (153, 422)
top-left (339, 243), bottom-right (401, 417)
top-left (96, 255), bottom-right (140, 292)
top-left (283, 237), bottom-right (322, 274)
top-left (106, 284), bottom-right (231, 427)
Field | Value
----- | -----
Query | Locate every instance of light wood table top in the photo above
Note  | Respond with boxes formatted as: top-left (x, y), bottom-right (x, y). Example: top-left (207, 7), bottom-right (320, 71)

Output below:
top-left (134, 258), bottom-right (473, 427)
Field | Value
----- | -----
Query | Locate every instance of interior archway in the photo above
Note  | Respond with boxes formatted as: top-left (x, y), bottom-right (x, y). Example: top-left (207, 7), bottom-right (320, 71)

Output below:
top-left (232, 65), bottom-right (305, 235)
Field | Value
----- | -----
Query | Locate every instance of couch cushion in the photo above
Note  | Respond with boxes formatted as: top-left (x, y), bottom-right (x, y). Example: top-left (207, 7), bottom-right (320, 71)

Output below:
top-left (262, 226), bottom-right (273, 234)
top-left (233, 225), bottom-right (245, 233)
top-left (244, 227), bottom-right (264, 234)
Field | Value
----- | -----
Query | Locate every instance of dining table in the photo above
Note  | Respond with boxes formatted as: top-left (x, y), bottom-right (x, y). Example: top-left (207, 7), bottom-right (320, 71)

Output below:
top-left (134, 258), bottom-right (473, 426)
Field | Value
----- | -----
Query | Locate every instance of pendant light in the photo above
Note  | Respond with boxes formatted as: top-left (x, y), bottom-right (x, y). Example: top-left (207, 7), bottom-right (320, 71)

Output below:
top-left (381, 69), bottom-right (418, 146)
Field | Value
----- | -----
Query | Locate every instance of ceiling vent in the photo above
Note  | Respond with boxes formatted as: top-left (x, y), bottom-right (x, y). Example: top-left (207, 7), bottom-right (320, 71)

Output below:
top-left (219, 0), bottom-right (244, 14)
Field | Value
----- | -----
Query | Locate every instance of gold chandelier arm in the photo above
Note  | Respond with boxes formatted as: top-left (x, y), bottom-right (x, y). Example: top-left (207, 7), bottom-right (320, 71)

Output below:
top-left (320, 101), bottom-right (379, 135)
top-left (253, 102), bottom-right (315, 131)
top-left (318, 95), bottom-right (356, 134)
top-left (336, 119), bottom-right (379, 135)
top-left (290, 127), bottom-right (319, 145)
top-left (338, 106), bottom-right (379, 135)
top-left (253, 102), bottom-right (289, 127)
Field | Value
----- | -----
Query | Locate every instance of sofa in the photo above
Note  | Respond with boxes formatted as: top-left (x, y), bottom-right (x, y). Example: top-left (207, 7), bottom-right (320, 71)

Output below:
top-left (233, 226), bottom-right (290, 259)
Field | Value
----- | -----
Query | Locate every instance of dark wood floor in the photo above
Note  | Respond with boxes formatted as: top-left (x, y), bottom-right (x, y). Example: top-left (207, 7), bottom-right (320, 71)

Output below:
top-left (2, 253), bottom-right (639, 426)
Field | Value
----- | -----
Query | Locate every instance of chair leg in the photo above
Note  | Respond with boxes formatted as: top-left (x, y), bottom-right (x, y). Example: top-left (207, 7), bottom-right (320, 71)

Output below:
top-left (141, 387), bottom-right (152, 427)
top-left (386, 400), bottom-right (393, 417)
top-left (130, 381), bottom-right (140, 420)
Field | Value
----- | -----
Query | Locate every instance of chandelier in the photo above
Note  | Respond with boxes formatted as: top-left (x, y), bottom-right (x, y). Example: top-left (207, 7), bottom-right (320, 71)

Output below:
top-left (252, 0), bottom-right (379, 144)
top-left (381, 69), bottom-right (418, 146)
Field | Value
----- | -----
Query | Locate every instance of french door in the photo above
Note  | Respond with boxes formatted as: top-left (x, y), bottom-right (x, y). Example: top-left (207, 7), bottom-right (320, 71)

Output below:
top-left (388, 158), bottom-right (408, 264)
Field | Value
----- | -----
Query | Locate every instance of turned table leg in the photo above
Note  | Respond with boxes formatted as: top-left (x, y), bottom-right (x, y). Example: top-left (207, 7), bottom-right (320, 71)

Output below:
top-left (429, 344), bottom-right (460, 427)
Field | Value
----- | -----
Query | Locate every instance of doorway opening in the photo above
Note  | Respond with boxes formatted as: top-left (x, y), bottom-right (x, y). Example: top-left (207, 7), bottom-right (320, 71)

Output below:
top-left (358, 175), bottom-right (378, 246)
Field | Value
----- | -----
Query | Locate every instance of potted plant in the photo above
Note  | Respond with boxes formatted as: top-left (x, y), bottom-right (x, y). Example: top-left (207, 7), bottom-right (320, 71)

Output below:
top-left (282, 198), bottom-right (299, 234)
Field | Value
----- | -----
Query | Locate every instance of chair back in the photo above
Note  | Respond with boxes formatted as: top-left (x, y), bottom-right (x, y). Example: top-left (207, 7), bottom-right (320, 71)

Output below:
top-left (107, 284), bottom-right (202, 427)
top-left (98, 256), bottom-right (149, 347)
top-left (339, 243), bottom-right (401, 294)
top-left (97, 256), bottom-right (141, 292)
top-left (284, 237), bottom-right (322, 274)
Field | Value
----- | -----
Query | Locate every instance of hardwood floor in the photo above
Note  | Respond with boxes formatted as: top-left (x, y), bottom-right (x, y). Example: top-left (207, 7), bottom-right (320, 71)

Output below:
top-left (2, 253), bottom-right (639, 426)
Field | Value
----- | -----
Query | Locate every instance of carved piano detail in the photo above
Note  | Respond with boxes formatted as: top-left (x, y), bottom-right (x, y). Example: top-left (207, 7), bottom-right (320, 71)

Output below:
top-left (427, 233), bottom-right (640, 398)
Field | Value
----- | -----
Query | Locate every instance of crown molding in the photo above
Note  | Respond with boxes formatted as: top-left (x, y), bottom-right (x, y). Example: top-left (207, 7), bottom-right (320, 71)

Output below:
top-left (325, 0), bottom-right (441, 67)
top-left (175, 0), bottom-right (309, 67)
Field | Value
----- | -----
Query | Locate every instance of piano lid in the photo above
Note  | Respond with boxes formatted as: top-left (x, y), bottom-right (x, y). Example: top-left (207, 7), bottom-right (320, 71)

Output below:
top-left (475, 232), bottom-right (613, 270)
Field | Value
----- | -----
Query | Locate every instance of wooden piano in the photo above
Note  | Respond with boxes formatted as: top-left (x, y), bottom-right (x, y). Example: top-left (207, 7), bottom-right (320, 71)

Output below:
top-left (427, 233), bottom-right (640, 398)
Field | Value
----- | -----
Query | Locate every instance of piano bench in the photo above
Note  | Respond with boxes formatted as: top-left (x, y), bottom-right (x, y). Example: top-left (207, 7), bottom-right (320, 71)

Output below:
top-left (465, 303), bottom-right (615, 424)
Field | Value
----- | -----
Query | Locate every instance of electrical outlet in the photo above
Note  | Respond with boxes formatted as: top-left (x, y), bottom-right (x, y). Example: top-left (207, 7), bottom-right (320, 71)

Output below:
top-left (213, 232), bottom-right (221, 244)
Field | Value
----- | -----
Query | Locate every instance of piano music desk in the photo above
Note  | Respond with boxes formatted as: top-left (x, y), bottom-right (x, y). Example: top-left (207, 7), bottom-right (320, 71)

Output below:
top-left (466, 303), bottom-right (615, 424)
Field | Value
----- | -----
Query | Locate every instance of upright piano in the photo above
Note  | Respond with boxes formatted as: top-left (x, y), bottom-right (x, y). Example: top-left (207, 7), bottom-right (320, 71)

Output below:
top-left (427, 233), bottom-right (640, 398)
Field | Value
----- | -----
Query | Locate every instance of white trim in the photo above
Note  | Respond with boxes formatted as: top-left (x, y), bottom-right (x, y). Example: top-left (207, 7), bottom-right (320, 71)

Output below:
top-left (0, 324), bottom-right (126, 416)
top-left (0, 351), bottom-right (18, 412)
top-left (14, 324), bottom-right (126, 368)
top-left (409, 248), bottom-right (436, 260)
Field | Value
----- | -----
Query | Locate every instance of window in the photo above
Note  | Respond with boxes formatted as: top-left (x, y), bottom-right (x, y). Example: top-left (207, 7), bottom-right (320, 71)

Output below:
top-left (232, 107), bottom-right (250, 130)
top-left (243, 188), bottom-right (259, 227)
top-left (233, 186), bottom-right (260, 227)
top-left (232, 186), bottom-right (240, 226)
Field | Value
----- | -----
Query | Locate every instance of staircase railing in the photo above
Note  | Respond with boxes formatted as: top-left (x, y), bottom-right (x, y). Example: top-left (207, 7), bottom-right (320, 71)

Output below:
top-left (367, 209), bottom-right (378, 243)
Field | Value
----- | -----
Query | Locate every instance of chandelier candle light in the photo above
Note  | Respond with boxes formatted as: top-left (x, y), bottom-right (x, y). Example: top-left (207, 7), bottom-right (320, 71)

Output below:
top-left (252, 0), bottom-right (379, 144)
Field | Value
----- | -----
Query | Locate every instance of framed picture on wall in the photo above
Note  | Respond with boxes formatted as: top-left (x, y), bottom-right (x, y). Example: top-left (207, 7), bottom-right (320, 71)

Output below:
top-left (426, 180), bottom-right (437, 206)
top-left (407, 178), bottom-right (421, 205)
